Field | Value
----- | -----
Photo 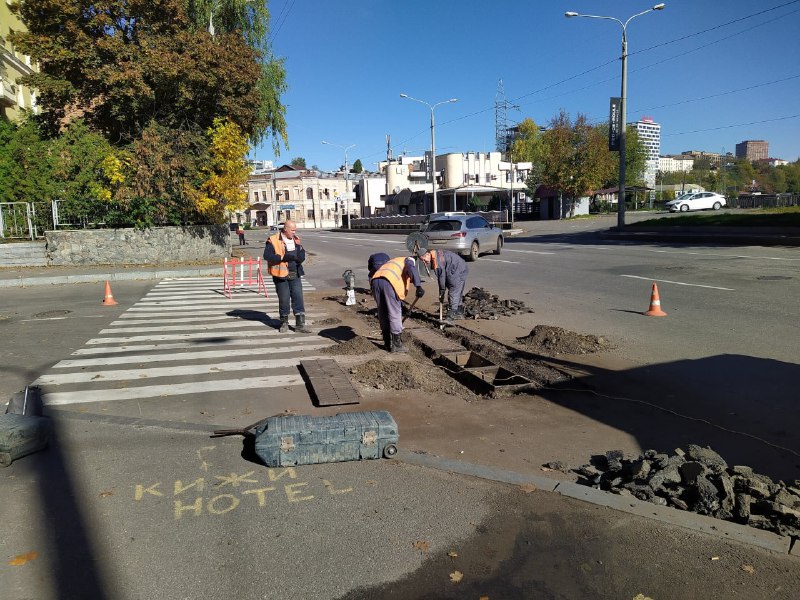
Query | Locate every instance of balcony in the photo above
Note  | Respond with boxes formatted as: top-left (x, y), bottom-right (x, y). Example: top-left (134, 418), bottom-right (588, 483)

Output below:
top-left (1, 77), bottom-right (17, 107)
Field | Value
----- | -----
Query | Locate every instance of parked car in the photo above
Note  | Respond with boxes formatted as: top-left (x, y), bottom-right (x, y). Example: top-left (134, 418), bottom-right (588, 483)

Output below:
top-left (665, 192), bottom-right (726, 212)
top-left (418, 211), bottom-right (467, 231)
top-left (269, 223), bottom-right (284, 231)
top-left (422, 214), bottom-right (503, 261)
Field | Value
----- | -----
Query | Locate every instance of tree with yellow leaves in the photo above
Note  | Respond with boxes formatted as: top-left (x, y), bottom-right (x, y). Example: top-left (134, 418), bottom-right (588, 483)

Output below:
top-left (198, 118), bottom-right (251, 222)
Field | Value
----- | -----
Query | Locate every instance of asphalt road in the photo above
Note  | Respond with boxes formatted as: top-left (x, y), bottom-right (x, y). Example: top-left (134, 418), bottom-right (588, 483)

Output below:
top-left (2, 220), bottom-right (800, 598)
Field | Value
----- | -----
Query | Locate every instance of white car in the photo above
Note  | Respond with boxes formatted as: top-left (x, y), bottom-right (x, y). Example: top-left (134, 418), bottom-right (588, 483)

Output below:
top-left (665, 192), bottom-right (726, 212)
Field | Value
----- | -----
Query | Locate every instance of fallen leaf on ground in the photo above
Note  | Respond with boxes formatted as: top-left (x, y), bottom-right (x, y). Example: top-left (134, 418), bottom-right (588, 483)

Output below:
top-left (449, 570), bottom-right (463, 583)
top-left (741, 564), bottom-right (755, 575)
top-left (479, 597), bottom-right (490, 600)
top-left (632, 595), bottom-right (654, 600)
top-left (99, 491), bottom-right (113, 498)
top-left (9, 551), bottom-right (37, 566)
top-left (412, 540), bottom-right (429, 553)
top-left (447, 551), bottom-right (458, 559)
top-left (519, 483), bottom-right (537, 493)
top-left (365, 480), bottom-right (377, 485)
top-left (540, 467), bottom-right (555, 472)
top-left (711, 556), bottom-right (720, 561)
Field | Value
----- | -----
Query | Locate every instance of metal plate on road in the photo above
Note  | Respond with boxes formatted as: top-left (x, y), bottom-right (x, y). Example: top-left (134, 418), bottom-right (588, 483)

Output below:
top-left (300, 359), bottom-right (361, 407)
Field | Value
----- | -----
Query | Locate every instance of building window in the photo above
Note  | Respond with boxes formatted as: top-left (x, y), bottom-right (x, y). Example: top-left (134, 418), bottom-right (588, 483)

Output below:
top-left (307, 209), bottom-right (314, 219)
top-left (253, 191), bottom-right (259, 202)
top-left (262, 190), bottom-right (267, 202)
top-left (306, 187), bottom-right (314, 199)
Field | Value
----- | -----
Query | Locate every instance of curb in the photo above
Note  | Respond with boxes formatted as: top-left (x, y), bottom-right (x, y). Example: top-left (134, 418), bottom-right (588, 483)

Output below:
top-left (601, 231), bottom-right (800, 247)
top-left (398, 450), bottom-right (796, 557)
top-left (0, 267), bottom-right (222, 288)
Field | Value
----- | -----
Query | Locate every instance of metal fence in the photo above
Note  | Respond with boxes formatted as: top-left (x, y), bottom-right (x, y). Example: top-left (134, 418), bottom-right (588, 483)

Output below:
top-left (0, 202), bottom-right (37, 239)
top-left (726, 194), bottom-right (800, 209)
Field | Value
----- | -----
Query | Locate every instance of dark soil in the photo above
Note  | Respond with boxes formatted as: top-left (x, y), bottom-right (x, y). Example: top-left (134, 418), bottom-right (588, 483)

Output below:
top-left (313, 317), bottom-right (342, 326)
top-left (516, 325), bottom-right (609, 356)
top-left (320, 334), bottom-right (380, 355)
top-left (461, 287), bottom-right (534, 319)
top-left (349, 358), bottom-right (478, 398)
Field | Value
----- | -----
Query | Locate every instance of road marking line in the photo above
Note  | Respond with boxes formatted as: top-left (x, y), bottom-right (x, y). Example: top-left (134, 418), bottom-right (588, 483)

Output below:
top-left (505, 249), bottom-right (556, 255)
top-left (36, 356), bottom-right (326, 385)
top-left (42, 375), bottom-right (304, 405)
top-left (56, 343), bottom-right (333, 368)
top-left (101, 321), bottom-right (267, 334)
top-left (620, 274), bottom-right (735, 291)
top-left (71, 336), bottom-right (322, 355)
top-left (87, 330), bottom-right (307, 344)
top-left (20, 315), bottom-right (109, 323)
top-left (647, 249), bottom-right (800, 261)
top-left (482, 259), bottom-right (520, 264)
top-left (111, 313), bottom-right (325, 325)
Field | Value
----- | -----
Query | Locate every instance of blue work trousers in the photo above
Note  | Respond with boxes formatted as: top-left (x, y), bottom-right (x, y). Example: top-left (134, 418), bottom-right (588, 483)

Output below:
top-left (273, 276), bottom-right (305, 317)
top-left (372, 278), bottom-right (403, 335)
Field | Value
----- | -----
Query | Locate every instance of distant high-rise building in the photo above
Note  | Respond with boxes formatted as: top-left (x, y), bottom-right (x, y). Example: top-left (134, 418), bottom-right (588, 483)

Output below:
top-left (629, 117), bottom-right (660, 188)
top-left (735, 140), bottom-right (768, 161)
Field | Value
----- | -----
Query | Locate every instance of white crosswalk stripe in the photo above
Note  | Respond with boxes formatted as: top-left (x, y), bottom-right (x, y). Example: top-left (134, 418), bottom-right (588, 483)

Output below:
top-left (37, 277), bottom-right (335, 406)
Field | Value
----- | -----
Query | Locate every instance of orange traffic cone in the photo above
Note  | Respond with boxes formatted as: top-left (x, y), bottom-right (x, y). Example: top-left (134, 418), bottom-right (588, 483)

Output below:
top-left (102, 281), bottom-right (118, 306)
top-left (644, 282), bottom-right (667, 317)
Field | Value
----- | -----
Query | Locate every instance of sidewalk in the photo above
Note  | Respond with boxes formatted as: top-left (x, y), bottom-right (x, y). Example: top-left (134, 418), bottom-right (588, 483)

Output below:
top-left (0, 262), bottom-right (223, 287)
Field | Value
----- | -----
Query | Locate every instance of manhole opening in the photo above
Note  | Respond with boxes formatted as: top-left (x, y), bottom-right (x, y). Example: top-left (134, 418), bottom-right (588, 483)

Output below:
top-left (32, 310), bottom-right (72, 318)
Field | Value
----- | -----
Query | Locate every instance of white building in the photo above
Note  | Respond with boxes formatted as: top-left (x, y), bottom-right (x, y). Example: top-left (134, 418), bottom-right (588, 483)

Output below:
top-left (379, 151), bottom-right (532, 216)
top-left (241, 165), bottom-right (355, 229)
top-left (658, 155), bottom-right (694, 173)
top-left (629, 117), bottom-right (660, 187)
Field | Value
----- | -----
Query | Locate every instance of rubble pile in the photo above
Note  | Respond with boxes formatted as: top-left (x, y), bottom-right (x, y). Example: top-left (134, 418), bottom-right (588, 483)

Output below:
top-left (517, 325), bottom-right (608, 355)
top-left (461, 287), bottom-right (534, 320)
top-left (575, 445), bottom-right (800, 538)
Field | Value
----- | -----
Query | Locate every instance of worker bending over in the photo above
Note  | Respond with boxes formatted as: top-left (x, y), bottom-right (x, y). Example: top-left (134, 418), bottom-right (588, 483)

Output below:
top-left (368, 253), bottom-right (424, 353)
top-left (419, 249), bottom-right (469, 321)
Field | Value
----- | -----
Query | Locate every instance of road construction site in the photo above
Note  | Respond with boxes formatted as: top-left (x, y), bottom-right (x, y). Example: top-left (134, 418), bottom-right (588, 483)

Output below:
top-left (2, 220), bottom-right (799, 599)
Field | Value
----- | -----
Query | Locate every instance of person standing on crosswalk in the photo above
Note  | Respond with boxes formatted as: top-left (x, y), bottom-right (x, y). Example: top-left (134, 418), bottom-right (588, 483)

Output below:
top-left (264, 220), bottom-right (311, 333)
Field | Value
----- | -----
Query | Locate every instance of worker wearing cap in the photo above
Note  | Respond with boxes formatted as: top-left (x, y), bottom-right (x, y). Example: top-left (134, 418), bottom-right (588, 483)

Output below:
top-left (419, 249), bottom-right (469, 321)
top-left (369, 253), bottom-right (424, 353)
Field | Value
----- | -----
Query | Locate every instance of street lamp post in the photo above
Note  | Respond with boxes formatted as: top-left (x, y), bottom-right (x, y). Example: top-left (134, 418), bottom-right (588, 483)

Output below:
top-left (400, 94), bottom-right (458, 215)
top-left (322, 140), bottom-right (356, 229)
top-left (566, 4), bottom-right (665, 229)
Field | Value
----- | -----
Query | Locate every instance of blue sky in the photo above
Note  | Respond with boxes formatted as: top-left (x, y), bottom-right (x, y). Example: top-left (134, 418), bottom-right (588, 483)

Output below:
top-left (254, 0), bottom-right (800, 171)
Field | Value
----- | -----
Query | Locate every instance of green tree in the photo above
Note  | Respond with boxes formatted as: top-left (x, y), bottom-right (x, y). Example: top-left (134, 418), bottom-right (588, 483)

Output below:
top-left (510, 118), bottom-right (546, 187)
top-left (290, 157), bottom-right (307, 168)
top-left (352, 159), bottom-right (363, 174)
top-left (12, 0), bottom-right (280, 147)
top-left (199, 118), bottom-right (250, 220)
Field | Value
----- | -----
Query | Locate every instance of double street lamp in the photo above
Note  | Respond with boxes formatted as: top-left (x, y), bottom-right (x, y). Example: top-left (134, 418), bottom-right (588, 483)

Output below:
top-left (322, 140), bottom-right (356, 229)
top-left (400, 94), bottom-right (458, 214)
top-left (566, 3), bottom-right (665, 229)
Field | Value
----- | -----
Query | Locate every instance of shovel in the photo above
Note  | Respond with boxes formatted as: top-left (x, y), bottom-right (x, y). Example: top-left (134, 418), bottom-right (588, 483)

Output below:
top-left (401, 295), bottom-right (421, 324)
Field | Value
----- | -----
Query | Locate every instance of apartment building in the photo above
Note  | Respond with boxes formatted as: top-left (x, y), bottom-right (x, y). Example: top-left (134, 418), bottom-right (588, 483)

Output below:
top-left (735, 140), bottom-right (769, 161)
top-left (658, 155), bottom-right (694, 173)
top-left (1, 2), bottom-right (37, 121)
top-left (628, 117), bottom-right (660, 187)
top-left (380, 151), bottom-right (532, 215)
top-left (242, 165), bottom-right (355, 229)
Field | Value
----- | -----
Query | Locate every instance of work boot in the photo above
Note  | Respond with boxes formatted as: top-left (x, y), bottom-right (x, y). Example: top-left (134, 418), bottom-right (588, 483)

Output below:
top-left (278, 316), bottom-right (289, 333)
top-left (295, 313), bottom-right (311, 333)
top-left (450, 308), bottom-right (464, 320)
top-left (390, 333), bottom-right (407, 353)
top-left (382, 331), bottom-right (392, 351)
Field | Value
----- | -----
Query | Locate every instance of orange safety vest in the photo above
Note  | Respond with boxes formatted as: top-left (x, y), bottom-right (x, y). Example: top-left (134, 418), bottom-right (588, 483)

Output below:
top-left (371, 257), bottom-right (413, 300)
top-left (266, 232), bottom-right (301, 278)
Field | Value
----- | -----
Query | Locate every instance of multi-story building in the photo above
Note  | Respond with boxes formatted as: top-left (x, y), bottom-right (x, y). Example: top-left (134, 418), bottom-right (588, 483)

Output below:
top-left (628, 117), bottom-right (660, 187)
top-left (379, 151), bottom-right (532, 215)
top-left (1, 2), bottom-right (38, 121)
top-left (658, 155), bottom-right (694, 173)
top-left (681, 150), bottom-right (725, 167)
top-left (242, 165), bottom-right (358, 229)
top-left (735, 140), bottom-right (769, 161)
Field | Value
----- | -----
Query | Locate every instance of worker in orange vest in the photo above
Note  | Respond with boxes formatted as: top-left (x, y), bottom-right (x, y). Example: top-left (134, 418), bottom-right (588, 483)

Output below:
top-left (264, 220), bottom-right (310, 333)
top-left (369, 253), bottom-right (424, 352)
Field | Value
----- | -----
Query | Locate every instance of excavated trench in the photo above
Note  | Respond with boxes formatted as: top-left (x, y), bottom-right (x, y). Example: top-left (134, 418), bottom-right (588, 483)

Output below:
top-left (322, 287), bottom-right (608, 397)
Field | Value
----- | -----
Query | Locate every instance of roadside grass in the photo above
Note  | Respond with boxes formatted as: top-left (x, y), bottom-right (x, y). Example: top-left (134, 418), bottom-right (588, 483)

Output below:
top-left (629, 206), bottom-right (800, 227)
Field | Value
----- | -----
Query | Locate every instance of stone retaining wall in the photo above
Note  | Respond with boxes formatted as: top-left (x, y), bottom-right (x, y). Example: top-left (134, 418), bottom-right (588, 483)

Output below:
top-left (45, 226), bottom-right (231, 266)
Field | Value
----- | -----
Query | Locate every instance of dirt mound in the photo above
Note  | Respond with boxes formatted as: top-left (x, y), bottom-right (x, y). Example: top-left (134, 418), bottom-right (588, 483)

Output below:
top-left (516, 325), bottom-right (608, 356)
top-left (320, 335), bottom-right (380, 356)
top-left (314, 317), bottom-right (342, 326)
top-left (462, 287), bottom-right (533, 319)
top-left (349, 358), bottom-right (477, 397)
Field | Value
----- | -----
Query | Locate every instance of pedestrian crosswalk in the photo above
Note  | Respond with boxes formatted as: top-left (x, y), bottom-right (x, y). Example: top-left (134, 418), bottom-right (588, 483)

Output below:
top-left (36, 277), bottom-right (333, 406)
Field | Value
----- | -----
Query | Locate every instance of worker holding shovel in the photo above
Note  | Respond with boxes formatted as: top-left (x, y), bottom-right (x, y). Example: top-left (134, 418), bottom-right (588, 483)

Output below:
top-left (419, 249), bottom-right (469, 322)
top-left (368, 252), bottom-right (424, 353)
